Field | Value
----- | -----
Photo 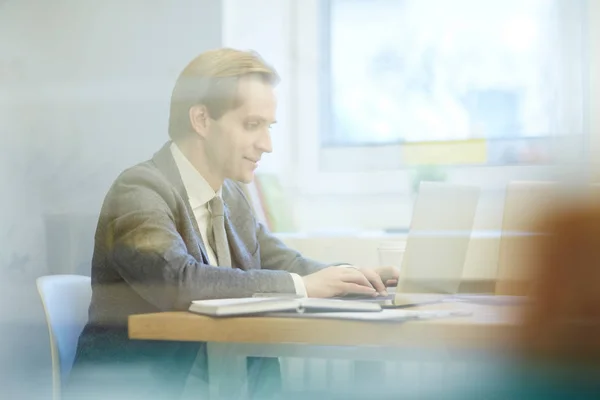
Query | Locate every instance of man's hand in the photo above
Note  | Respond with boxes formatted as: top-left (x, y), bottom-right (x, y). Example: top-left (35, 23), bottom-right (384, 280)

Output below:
top-left (302, 267), bottom-right (379, 298)
top-left (302, 266), bottom-right (401, 298)
top-left (355, 266), bottom-right (401, 296)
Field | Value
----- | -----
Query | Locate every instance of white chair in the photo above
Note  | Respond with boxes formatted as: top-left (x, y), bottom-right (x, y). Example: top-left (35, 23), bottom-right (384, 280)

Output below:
top-left (36, 275), bottom-right (92, 400)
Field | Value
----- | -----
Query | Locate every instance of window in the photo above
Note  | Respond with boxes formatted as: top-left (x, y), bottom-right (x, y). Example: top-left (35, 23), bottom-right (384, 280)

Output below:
top-left (292, 0), bottom-right (587, 195)
top-left (321, 0), bottom-right (586, 167)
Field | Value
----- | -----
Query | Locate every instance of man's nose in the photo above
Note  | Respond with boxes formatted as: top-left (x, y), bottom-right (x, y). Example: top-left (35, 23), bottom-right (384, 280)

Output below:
top-left (256, 129), bottom-right (273, 154)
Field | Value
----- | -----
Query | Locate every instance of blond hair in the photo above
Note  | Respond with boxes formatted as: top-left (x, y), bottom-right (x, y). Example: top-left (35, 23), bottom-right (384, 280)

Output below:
top-left (168, 48), bottom-right (279, 140)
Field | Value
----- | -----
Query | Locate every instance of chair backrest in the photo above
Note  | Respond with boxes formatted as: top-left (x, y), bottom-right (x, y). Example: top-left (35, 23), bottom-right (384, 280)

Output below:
top-left (36, 275), bottom-right (91, 399)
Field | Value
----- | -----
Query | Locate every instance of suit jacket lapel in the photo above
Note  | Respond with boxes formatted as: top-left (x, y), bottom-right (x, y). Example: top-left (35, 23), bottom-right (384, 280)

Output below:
top-left (151, 141), bottom-right (210, 264)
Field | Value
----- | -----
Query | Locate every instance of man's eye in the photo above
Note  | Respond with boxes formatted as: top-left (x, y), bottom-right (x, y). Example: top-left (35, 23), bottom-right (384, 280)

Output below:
top-left (245, 121), bottom-right (260, 130)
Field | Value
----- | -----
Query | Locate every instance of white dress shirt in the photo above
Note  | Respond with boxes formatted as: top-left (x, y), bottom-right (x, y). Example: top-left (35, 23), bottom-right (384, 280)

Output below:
top-left (170, 142), bottom-right (308, 296)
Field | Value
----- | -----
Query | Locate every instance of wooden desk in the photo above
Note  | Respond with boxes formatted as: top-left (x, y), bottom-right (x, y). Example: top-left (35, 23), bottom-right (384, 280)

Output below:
top-left (129, 301), bottom-right (523, 399)
top-left (130, 301), bottom-right (519, 349)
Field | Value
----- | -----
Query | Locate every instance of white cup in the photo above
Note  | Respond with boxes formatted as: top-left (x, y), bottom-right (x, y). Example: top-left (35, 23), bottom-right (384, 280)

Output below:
top-left (377, 241), bottom-right (407, 269)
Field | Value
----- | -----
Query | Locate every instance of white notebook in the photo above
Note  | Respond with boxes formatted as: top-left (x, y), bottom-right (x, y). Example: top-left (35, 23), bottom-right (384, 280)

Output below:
top-left (188, 297), bottom-right (382, 317)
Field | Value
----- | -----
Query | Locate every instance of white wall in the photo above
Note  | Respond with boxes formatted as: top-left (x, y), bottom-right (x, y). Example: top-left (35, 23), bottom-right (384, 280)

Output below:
top-left (0, 0), bottom-right (223, 397)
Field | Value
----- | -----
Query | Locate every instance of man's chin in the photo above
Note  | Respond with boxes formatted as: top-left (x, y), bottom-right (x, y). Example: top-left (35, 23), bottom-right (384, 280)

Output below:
top-left (235, 172), bottom-right (255, 184)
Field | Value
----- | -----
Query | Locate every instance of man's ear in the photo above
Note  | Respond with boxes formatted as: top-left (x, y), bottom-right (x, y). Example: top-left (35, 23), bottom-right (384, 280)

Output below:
top-left (189, 104), bottom-right (211, 138)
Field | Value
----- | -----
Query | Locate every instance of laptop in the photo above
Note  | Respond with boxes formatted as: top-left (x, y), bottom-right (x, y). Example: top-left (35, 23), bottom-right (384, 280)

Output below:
top-left (495, 181), bottom-right (558, 296)
top-left (345, 182), bottom-right (480, 307)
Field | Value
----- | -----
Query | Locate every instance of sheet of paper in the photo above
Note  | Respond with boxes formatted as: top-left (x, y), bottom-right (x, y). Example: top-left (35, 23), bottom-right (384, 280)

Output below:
top-left (268, 309), bottom-right (472, 322)
top-left (447, 295), bottom-right (528, 306)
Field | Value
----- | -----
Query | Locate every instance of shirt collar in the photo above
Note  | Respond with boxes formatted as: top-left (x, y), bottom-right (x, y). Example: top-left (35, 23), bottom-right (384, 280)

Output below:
top-left (170, 142), bottom-right (221, 209)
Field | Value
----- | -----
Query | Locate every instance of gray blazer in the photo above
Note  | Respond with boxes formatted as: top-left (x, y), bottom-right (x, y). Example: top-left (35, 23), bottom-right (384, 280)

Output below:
top-left (88, 141), bottom-right (327, 325)
top-left (68, 142), bottom-right (327, 399)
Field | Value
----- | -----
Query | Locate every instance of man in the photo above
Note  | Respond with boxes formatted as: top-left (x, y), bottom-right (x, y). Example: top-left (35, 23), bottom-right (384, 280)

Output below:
top-left (68, 48), bottom-right (398, 399)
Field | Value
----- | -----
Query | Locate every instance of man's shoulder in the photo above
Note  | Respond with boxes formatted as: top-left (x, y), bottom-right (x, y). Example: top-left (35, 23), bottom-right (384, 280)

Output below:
top-left (104, 159), bottom-right (177, 207)
top-left (116, 159), bottom-right (164, 185)
top-left (109, 160), bottom-right (166, 192)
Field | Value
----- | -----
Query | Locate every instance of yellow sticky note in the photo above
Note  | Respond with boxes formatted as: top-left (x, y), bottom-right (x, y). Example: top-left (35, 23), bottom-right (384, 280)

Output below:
top-left (402, 138), bottom-right (487, 165)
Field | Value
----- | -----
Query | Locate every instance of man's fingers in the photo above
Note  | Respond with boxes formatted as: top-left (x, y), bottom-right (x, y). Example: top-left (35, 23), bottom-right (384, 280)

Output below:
top-left (381, 266), bottom-right (401, 280)
top-left (385, 279), bottom-right (398, 287)
top-left (362, 269), bottom-right (387, 295)
top-left (340, 283), bottom-right (377, 296)
top-left (342, 269), bottom-right (375, 289)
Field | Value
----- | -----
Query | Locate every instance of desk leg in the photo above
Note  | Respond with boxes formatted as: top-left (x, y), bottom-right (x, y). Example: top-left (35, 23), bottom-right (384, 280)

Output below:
top-left (207, 343), bottom-right (248, 400)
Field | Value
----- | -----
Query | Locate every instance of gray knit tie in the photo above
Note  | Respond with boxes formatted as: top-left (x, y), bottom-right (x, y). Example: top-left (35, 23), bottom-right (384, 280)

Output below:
top-left (208, 196), bottom-right (231, 267)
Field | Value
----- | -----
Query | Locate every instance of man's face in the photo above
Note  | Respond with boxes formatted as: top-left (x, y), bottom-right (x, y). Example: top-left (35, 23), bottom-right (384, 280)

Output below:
top-left (204, 76), bottom-right (276, 184)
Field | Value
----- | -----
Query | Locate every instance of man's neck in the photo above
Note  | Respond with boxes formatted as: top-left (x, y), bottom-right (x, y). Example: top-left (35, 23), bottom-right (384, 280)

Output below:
top-left (174, 139), bottom-right (223, 192)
